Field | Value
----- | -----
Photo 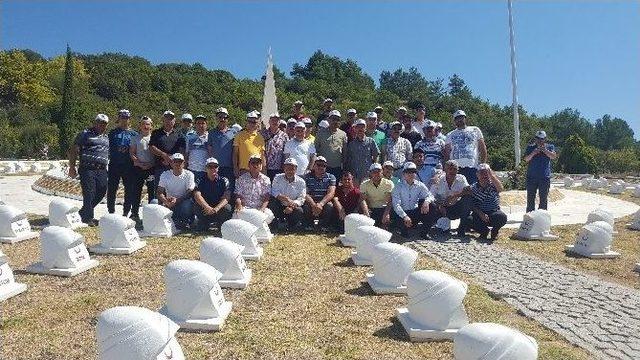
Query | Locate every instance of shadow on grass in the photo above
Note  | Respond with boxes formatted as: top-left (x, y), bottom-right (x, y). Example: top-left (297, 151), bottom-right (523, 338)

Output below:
top-left (333, 258), bottom-right (355, 267)
top-left (373, 316), bottom-right (410, 342)
top-left (345, 282), bottom-right (374, 297)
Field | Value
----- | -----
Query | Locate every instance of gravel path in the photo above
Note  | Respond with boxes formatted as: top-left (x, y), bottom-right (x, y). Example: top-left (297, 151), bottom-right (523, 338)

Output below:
top-left (413, 239), bottom-right (640, 360)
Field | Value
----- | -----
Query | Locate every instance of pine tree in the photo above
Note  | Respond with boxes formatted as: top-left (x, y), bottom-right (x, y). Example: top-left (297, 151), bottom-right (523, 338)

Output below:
top-left (59, 44), bottom-right (74, 157)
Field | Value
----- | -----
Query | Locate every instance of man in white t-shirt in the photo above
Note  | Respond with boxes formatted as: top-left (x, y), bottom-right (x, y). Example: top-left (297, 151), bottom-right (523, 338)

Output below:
top-left (430, 160), bottom-right (472, 237)
top-left (185, 115), bottom-right (209, 185)
top-left (443, 110), bottom-right (487, 184)
top-left (157, 153), bottom-right (196, 230)
top-left (283, 122), bottom-right (316, 175)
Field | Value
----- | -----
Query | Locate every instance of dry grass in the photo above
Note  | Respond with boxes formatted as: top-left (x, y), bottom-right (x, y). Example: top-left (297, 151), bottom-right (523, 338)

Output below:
top-left (498, 188), bottom-right (640, 289)
top-left (500, 188), bottom-right (564, 207)
top-left (0, 223), bottom-right (587, 359)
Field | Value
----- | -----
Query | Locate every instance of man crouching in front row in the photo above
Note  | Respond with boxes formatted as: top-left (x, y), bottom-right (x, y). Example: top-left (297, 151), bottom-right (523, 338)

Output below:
top-left (391, 162), bottom-right (439, 240)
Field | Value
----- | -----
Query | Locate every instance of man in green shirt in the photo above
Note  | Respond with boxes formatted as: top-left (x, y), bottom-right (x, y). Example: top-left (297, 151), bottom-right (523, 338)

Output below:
top-left (314, 112), bottom-right (347, 180)
top-left (365, 111), bottom-right (386, 154)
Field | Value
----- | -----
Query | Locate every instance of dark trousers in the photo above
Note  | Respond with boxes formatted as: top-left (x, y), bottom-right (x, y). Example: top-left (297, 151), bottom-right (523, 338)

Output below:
top-left (171, 197), bottom-right (194, 228)
top-left (194, 202), bottom-right (232, 230)
top-left (459, 167), bottom-right (478, 185)
top-left (442, 195), bottom-right (473, 233)
top-left (370, 207), bottom-right (388, 228)
top-left (267, 169), bottom-right (280, 182)
top-left (469, 210), bottom-right (508, 237)
top-left (78, 167), bottom-right (108, 222)
top-left (129, 166), bottom-right (155, 217)
top-left (154, 165), bottom-right (170, 192)
top-left (392, 199), bottom-right (439, 235)
top-left (107, 164), bottom-right (133, 215)
top-left (526, 177), bottom-right (550, 212)
top-left (303, 201), bottom-right (336, 228)
top-left (326, 167), bottom-right (343, 182)
top-left (269, 199), bottom-right (304, 229)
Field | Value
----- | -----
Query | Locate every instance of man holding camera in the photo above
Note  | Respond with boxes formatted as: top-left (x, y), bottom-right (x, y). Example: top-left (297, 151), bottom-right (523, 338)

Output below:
top-left (524, 130), bottom-right (557, 213)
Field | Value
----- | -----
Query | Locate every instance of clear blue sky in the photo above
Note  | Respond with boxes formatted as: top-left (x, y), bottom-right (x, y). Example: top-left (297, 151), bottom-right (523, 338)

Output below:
top-left (2, 1), bottom-right (639, 138)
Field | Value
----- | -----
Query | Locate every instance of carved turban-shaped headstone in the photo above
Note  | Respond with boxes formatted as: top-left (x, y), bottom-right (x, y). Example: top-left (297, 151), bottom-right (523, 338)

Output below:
top-left (26, 226), bottom-right (98, 276)
top-left (221, 219), bottom-right (262, 260)
top-left (352, 225), bottom-right (392, 266)
top-left (89, 214), bottom-right (145, 254)
top-left (0, 250), bottom-right (27, 301)
top-left (0, 204), bottom-right (39, 244)
top-left (48, 199), bottom-right (85, 229)
top-left (568, 220), bottom-right (619, 258)
top-left (340, 214), bottom-right (375, 247)
top-left (453, 323), bottom-right (539, 360)
top-left (515, 210), bottom-right (558, 240)
top-left (141, 204), bottom-right (178, 237)
top-left (609, 180), bottom-right (626, 194)
top-left (627, 210), bottom-right (640, 230)
top-left (563, 177), bottom-right (574, 188)
top-left (586, 208), bottom-right (615, 228)
top-left (367, 242), bottom-right (418, 294)
top-left (200, 237), bottom-right (252, 289)
top-left (634, 185), bottom-right (640, 198)
top-left (236, 208), bottom-right (273, 243)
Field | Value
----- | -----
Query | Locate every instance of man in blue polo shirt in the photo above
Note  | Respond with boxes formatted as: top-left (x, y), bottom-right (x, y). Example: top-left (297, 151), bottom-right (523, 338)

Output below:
top-left (524, 130), bottom-right (557, 212)
top-left (107, 109), bottom-right (138, 217)
top-left (303, 156), bottom-right (337, 230)
top-left (208, 107), bottom-right (236, 190)
top-left (192, 157), bottom-right (233, 231)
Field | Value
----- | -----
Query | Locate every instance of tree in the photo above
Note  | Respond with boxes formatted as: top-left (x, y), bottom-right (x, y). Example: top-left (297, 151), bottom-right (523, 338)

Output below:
top-left (448, 74), bottom-right (470, 97)
top-left (558, 134), bottom-right (598, 174)
top-left (541, 108), bottom-right (594, 148)
top-left (593, 114), bottom-right (635, 150)
top-left (58, 45), bottom-right (74, 157)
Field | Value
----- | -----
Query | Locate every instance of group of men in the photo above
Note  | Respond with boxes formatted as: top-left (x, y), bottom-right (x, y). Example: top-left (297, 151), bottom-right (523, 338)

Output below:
top-left (70, 98), bottom-right (556, 241)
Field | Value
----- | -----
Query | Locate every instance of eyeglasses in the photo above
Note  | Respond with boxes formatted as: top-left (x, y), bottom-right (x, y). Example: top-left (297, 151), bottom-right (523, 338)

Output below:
top-left (206, 164), bottom-right (219, 169)
top-left (315, 163), bottom-right (327, 168)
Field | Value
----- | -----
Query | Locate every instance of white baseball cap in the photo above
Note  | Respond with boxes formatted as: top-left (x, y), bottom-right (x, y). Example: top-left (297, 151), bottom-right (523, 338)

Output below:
top-left (389, 121), bottom-right (402, 128)
top-left (287, 118), bottom-right (298, 125)
top-left (118, 109), bottom-right (131, 118)
top-left (478, 163), bottom-right (491, 171)
top-left (163, 110), bottom-right (175, 118)
top-left (246, 110), bottom-right (259, 119)
top-left (302, 117), bottom-right (312, 124)
top-left (397, 106), bottom-right (408, 112)
top-left (283, 157), bottom-right (298, 167)
top-left (95, 113), bottom-right (109, 123)
top-left (383, 161), bottom-right (395, 168)
top-left (278, 119), bottom-right (287, 126)
top-left (436, 122), bottom-right (443, 129)
top-left (269, 112), bottom-right (280, 118)
top-left (369, 163), bottom-right (382, 171)
top-left (215, 107), bottom-right (229, 115)
top-left (329, 110), bottom-right (341, 117)
top-left (535, 130), bottom-right (547, 139)
top-left (366, 111), bottom-right (378, 119)
top-left (294, 121), bottom-right (306, 129)
top-left (170, 153), bottom-right (184, 161)
top-left (424, 120), bottom-right (437, 129)
top-left (205, 157), bottom-right (219, 165)
top-left (347, 108), bottom-right (357, 114)
top-left (318, 120), bottom-right (329, 129)
top-left (354, 119), bottom-right (366, 126)
top-left (315, 156), bottom-right (327, 163)
top-left (323, 98), bottom-right (333, 103)
top-left (403, 162), bottom-right (417, 171)
top-left (374, 106), bottom-right (384, 111)
top-left (181, 113), bottom-right (193, 121)
top-left (249, 154), bottom-right (262, 162)
top-left (294, 100), bottom-right (303, 105)
top-left (452, 110), bottom-right (467, 119)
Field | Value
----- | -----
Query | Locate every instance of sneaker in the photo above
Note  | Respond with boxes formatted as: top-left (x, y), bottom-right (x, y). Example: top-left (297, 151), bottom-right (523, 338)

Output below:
top-left (87, 219), bottom-right (99, 227)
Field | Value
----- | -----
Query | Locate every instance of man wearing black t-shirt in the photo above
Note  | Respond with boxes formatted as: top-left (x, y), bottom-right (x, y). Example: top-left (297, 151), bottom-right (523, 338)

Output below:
top-left (149, 110), bottom-right (185, 189)
top-left (192, 157), bottom-right (233, 230)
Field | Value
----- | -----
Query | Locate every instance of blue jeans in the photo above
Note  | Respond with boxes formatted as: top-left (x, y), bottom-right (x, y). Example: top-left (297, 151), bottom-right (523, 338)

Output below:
top-left (107, 164), bottom-right (133, 215)
top-left (526, 177), bottom-right (550, 213)
top-left (171, 198), bottom-right (194, 228)
top-left (78, 167), bottom-right (108, 222)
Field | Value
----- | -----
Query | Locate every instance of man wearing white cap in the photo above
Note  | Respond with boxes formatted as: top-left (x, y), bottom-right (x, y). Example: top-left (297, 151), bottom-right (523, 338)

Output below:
top-left (413, 120), bottom-right (445, 184)
top-left (314, 110), bottom-right (347, 180)
top-left (360, 163), bottom-right (394, 228)
top-left (430, 159), bottom-right (473, 237)
top-left (129, 116), bottom-right (156, 221)
top-left (284, 121), bottom-right (316, 176)
top-left (468, 163), bottom-right (507, 240)
top-left (234, 154), bottom-right (273, 222)
top-left (365, 112), bottom-right (386, 150)
top-left (68, 113), bottom-right (110, 226)
top-left (157, 153), bottom-right (196, 230)
top-left (302, 117), bottom-right (315, 143)
top-left (396, 106), bottom-right (408, 122)
top-left (107, 109), bottom-right (138, 217)
top-left (316, 98), bottom-right (334, 123)
top-left (382, 160), bottom-right (401, 186)
top-left (285, 118), bottom-right (297, 138)
top-left (270, 157), bottom-right (306, 231)
top-left (233, 111), bottom-right (266, 177)
top-left (381, 121), bottom-right (412, 177)
top-left (260, 113), bottom-right (289, 180)
top-left (391, 161), bottom-right (438, 239)
top-left (524, 130), bottom-right (556, 212)
top-left (340, 108), bottom-right (358, 141)
top-left (443, 110), bottom-right (487, 184)
top-left (150, 110), bottom-right (186, 191)
top-left (179, 113), bottom-right (196, 141)
top-left (208, 107), bottom-right (236, 190)
top-left (345, 118), bottom-right (380, 184)
top-left (192, 157), bottom-right (233, 230)
top-left (303, 156), bottom-right (337, 230)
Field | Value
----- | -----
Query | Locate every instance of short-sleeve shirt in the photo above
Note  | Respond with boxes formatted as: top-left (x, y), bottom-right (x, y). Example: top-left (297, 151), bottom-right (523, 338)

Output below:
top-left (414, 138), bottom-right (445, 167)
top-left (471, 182), bottom-right (500, 213)
top-left (525, 143), bottom-right (555, 179)
top-left (74, 128), bottom-right (109, 167)
top-left (445, 126), bottom-right (484, 168)
top-left (304, 172), bottom-right (337, 202)
top-left (366, 130), bottom-right (386, 151)
top-left (314, 127), bottom-right (347, 168)
top-left (340, 122), bottom-right (356, 142)
top-left (158, 169), bottom-right (196, 199)
top-left (416, 164), bottom-right (437, 186)
top-left (233, 130), bottom-right (265, 171)
top-left (208, 128), bottom-right (235, 168)
top-left (108, 128), bottom-right (138, 166)
top-left (336, 186), bottom-right (361, 213)
top-left (430, 174), bottom-right (469, 203)
top-left (345, 136), bottom-right (380, 182)
top-left (284, 138), bottom-right (316, 175)
top-left (186, 131), bottom-right (209, 172)
top-left (360, 178), bottom-right (394, 209)
top-left (383, 136), bottom-right (412, 169)
top-left (400, 130), bottom-right (422, 148)
top-left (150, 128), bottom-right (185, 164)
top-left (271, 173), bottom-right (307, 206)
top-left (195, 175), bottom-right (230, 206)
top-left (131, 133), bottom-right (155, 167)
top-left (234, 172), bottom-right (271, 209)
top-left (260, 128), bottom-right (289, 171)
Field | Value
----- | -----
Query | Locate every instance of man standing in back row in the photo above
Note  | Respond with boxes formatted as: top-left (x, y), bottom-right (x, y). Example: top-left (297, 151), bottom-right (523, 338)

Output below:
top-left (150, 110), bottom-right (185, 190)
top-left (107, 109), bottom-right (138, 217)
top-left (444, 110), bottom-right (487, 185)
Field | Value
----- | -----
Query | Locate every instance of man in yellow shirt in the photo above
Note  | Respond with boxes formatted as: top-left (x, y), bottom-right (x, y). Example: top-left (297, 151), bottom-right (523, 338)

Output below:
top-left (233, 111), bottom-right (266, 178)
top-left (360, 163), bottom-right (394, 228)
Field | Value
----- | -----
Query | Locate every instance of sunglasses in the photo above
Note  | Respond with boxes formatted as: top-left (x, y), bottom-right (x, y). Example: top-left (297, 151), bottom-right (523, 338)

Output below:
top-left (315, 163), bottom-right (327, 167)
top-left (206, 164), bottom-right (219, 169)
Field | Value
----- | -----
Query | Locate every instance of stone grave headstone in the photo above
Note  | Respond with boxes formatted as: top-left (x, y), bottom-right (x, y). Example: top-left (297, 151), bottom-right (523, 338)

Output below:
top-left (48, 198), bottom-right (86, 229)
top-left (396, 270), bottom-right (469, 341)
top-left (25, 226), bottom-right (99, 277)
top-left (140, 204), bottom-right (180, 237)
top-left (0, 250), bottom-right (27, 301)
top-left (351, 225), bottom-right (392, 266)
top-left (453, 323), bottom-right (538, 360)
top-left (609, 180), bottom-right (626, 194)
top-left (221, 219), bottom-right (262, 261)
top-left (563, 176), bottom-right (574, 188)
top-left (159, 260), bottom-right (232, 331)
top-left (626, 210), bottom-right (640, 230)
top-left (0, 204), bottom-right (40, 244)
top-left (338, 213), bottom-right (375, 247)
top-left (366, 242), bottom-right (418, 294)
top-left (90, 214), bottom-right (146, 254)
top-left (236, 208), bottom-right (274, 244)
top-left (200, 237), bottom-right (252, 289)
top-left (566, 220), bottom-right (620, 258)
top-left (97, 306), bottom-right (185, 360)
top-left (514, 209), bottom-right (558, 241)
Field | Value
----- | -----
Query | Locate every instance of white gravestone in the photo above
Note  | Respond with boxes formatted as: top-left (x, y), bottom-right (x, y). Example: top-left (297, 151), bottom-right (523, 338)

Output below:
top-left (0, 250), bottom-right (27, 301)
top-left (366, 242), bottom-right (418, 294)
top-left (14, 161), bottom-right (28, 173)
top-left (586, 208), bottom-right (616, 234)
top-left (236, 208), bottom-right (274, 244)
top-left (609, 180), bottom-right (626, 194)
top-left (90, 214), bottom-right (146, 255)
top-left (453, 323), bottom-right (539, 360)
top-left (634, 185), bottom-right (640, 198)
top-left (0, 204), bottom-right (39, 244)
top-left (25, 226), bottom-right (99, 277)
top-left (159, 260), bottom-right (233, 331)
top-left (626, 210), bottom-right (640, 230)
top-left (566, 221), bottom-right (620, 258)
top-left (515, 210), bottom-right (558, 241)
top-left (140, 204), bottom-right (180, 237)
top-left (48, 199), bottom-right (86, 229)
top-left (221, 219), bottom-right (263, 261)
top-left (200, 237), bottom-right (252, 289)
top-left (563, 177), bottom-right (574, 188)
top-left (351, 225), bottom-right (392, 266)
top-left (97, 306), bottom-right (185, 360)
top-left (4, 163), bottom-right (16, 174)
top-left (397, 270), bottom-right (469, 341)
top-left (580, 178), bottom-right (592, 188)
top-left (339, 214), bottom-right (375, 247)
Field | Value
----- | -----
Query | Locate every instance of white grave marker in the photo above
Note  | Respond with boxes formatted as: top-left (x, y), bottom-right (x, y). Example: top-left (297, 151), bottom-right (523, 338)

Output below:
top-left (97, 306), bottom-right (185, 360)
top-left (221, 219), bottom-right (263, 261)
top-left (0, 250), bottom-right (27, 301)
top-left (338, 213), bottom-right (375, 247)
top-left (626, 210), bottom-right (640, 230)
top-left (566, 221), bottom-right (620, 258)
top-left (48, 199), bottom-right (86, 229)
top-left (140, 204), bottom-right (180, 237)
top-left (397, 270), bottom-right (469, 341)
top-left (609, 180), bottom-right (626, 194)
top-left (90, 214), bottom-right (146, 254)
top-left (351, 225), bottom-right (392, 266)
top-left (563, 176), bottom-right (574, 188)
top-left (634, 185), bottom-right (640, 198)
top-left (515, 210), bottom-right (558, 241)
top-left (25, 226), bottom-right (98, 277)
top-left (159, 260), bottom-right (233, 331)
top-left (453, 323), bottom-right (539, 360)
top-left (236, 208), bottom-right (274, 243)
top-left (0, 204), bottom-right (39, 244)
top-left (366, 242), bottom-right (418, 294)
top-left (200, 237), bottom-right (252, 289)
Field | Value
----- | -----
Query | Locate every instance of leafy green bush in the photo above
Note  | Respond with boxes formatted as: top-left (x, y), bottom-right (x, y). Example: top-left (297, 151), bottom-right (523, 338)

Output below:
top-left (558, 135), bottom-right (598, 174)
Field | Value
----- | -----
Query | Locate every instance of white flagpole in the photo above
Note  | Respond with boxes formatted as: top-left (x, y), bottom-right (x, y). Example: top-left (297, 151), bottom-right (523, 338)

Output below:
top-left (508, 0), bottom-right (521, 167)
